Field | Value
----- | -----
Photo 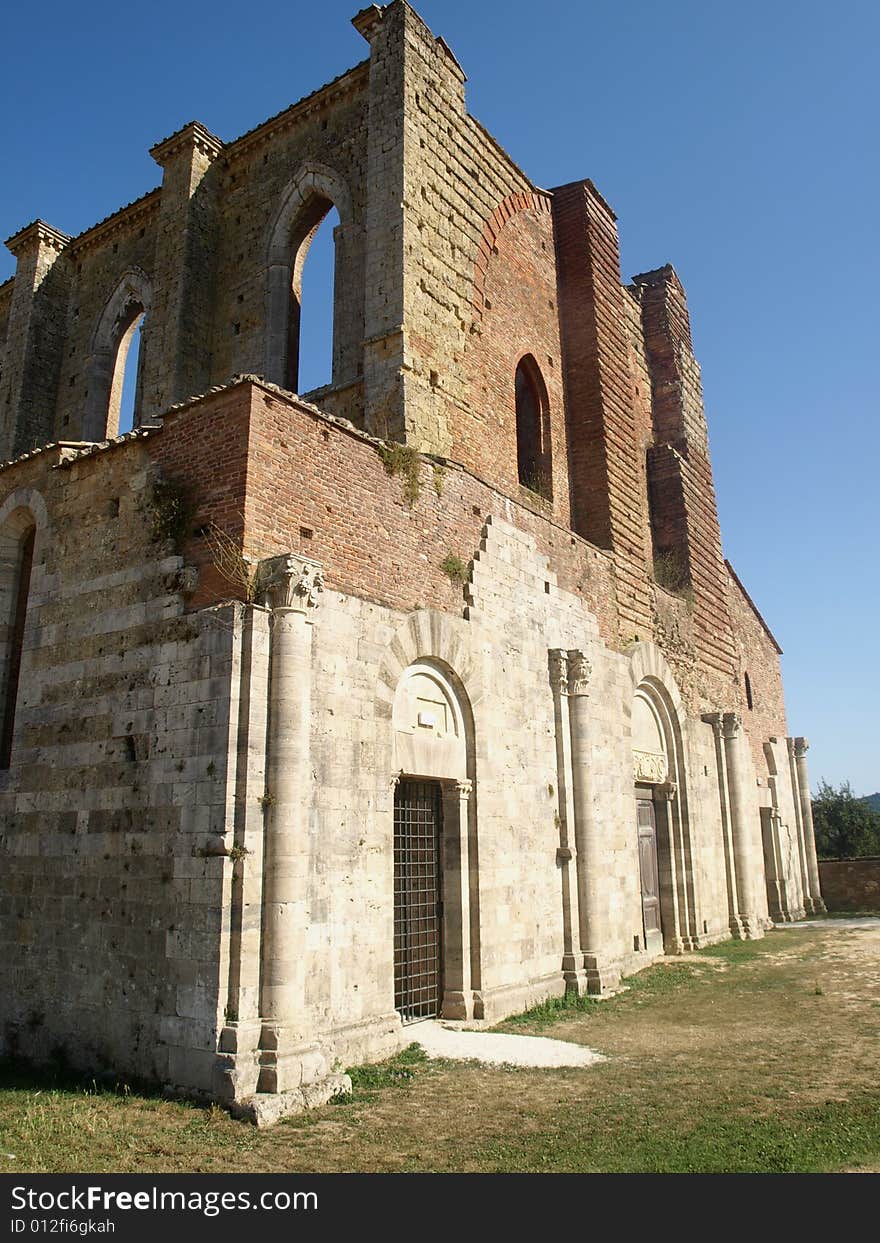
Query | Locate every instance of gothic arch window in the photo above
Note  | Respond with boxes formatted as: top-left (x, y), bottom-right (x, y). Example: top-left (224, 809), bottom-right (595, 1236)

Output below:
top-left (0, 511), bottom-right (36, 769)
top-left (84, 270), bottom-right (153, 441)
top-left (515, 355), bottom-right (552, 500)
top-left (265, 164), bottom-right (354, 397)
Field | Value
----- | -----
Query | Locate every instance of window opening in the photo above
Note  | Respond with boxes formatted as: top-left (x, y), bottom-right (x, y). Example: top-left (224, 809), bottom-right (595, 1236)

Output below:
top-left (0, 526), bottom-right (35, 768)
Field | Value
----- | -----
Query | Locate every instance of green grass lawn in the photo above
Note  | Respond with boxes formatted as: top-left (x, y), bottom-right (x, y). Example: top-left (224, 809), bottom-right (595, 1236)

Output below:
top-left (2, 921), bottom-right (879, 1173)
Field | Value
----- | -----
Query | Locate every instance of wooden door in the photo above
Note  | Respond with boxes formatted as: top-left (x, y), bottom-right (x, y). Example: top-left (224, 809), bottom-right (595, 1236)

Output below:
top-left (637, 796), bottom-right (663, 952)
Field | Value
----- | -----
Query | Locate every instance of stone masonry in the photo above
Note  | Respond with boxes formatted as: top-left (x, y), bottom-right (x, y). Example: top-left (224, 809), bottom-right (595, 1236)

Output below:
top-left (0, 3), bottom-right (824, 1122)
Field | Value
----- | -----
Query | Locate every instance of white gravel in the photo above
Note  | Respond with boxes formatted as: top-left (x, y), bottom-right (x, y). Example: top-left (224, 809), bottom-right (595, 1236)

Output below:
top-left (411, 1020), bottom-right (605, 1068)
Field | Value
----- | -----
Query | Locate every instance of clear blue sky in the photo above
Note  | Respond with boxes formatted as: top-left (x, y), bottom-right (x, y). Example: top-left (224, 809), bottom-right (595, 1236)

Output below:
top-left (1, 1), bottom-right (876, 795)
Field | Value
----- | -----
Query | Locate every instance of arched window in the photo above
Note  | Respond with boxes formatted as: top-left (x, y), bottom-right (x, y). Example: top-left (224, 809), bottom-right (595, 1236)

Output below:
top-left (293, 204), bottom-right (340, 394)
top-left (84, 270), bottom-right (152, 441)
top-left (515, 355), bottom-right (552, 499)
top-left (265, 163), bottom-right (355, 399)
top-left (0, 514), bottom-right (36, 769)
top-left (113, 305), bottom-right (145, 435)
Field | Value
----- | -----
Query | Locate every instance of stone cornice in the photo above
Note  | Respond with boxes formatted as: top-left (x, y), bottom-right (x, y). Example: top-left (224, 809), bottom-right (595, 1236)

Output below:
top-left (150, 120), bottom-right (224, 167)
top-left (68, 189), bottom-right (162, 258)
top-left (224, 60), bottom-right (369, 164)
top-left (5, 219), bottom-right (71, 258)
top-left (351, 4), bottom-right (383, 41)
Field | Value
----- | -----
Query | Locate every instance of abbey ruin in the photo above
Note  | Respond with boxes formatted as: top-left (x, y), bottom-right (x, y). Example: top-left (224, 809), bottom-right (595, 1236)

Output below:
top-left (0, 2), bottom-right (823, 1121)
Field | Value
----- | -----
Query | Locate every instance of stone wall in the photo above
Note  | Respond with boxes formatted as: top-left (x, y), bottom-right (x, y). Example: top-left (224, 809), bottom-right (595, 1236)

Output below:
top-left (817, 859), bottom-right (880, 912)
top-left (0, 443), bottom-right (237, 1093)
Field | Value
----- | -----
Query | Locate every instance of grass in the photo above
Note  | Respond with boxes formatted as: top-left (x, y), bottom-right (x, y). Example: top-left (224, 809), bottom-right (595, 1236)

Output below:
top-left (2, 921), bottom-right (879, 1173)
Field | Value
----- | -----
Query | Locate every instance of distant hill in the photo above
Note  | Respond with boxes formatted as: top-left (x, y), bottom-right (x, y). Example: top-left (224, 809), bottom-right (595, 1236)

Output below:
top-left (862, 793), bottom-right (880, 813)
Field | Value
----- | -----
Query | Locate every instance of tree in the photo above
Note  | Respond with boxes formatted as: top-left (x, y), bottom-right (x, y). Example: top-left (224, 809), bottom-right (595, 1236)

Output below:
top-left (811, 780), bottom-right (880, 860)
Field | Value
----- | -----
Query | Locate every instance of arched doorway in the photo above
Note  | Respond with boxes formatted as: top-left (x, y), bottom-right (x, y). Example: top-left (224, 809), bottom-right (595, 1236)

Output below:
top-left (628, 645), bottom-right (700, 954)
top-left (391, 659), bottom-right (475, 1022)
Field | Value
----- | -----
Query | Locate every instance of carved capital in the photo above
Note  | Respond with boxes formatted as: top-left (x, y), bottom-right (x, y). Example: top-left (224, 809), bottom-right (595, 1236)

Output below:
top-left (566, 650), bottom-right (592, 696)
top-left (453, 778), bottom-right (473, 799)
top-left (548, 649), bottom-right (568, 695)
top-left (721, 711), bottom-right (742, 742)
top-left (794, 736), bottom-right (810, 760)
top-left (701, 711), bottom-right (722, 735)
top-left (657, 781), bottom-right (677, 803)
top-left (258, 553), bottom-right (324, 613)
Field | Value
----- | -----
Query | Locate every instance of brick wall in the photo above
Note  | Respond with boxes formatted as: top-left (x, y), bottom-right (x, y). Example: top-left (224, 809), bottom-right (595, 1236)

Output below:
top-left (817, 858), bottom-right (880, 911)
top-left (725, 561), bottom-right (788, 770)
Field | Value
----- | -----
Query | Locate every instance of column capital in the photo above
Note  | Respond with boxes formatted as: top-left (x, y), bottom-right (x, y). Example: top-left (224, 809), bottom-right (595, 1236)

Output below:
top-left (657, 781), bottom-right (677, 803)
top-left (258, 553), bottom-right (324, 613)
top-left (794, 736), bottom-right (810, 759)
top-left (721, 711), bottom-right (742, 741)
top-left (567, 650), bottom-right (592, 696)
top-left (548, 649), bottom-right (569, 695)
top-left (701, 711), bottom-right (722, 734)
top-left (453, 778), bottom-right (473, 799)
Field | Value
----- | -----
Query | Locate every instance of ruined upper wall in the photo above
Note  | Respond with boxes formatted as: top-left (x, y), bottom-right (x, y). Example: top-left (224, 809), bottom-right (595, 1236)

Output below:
top-left (0, 1), bottom-right (748, 689)
top-left (725, 561), bottom-right (788, 770)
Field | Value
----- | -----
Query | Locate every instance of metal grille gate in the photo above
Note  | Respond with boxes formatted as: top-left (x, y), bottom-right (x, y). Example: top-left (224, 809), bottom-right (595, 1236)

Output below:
top-left (393, 780), bottom-right (443, 1022)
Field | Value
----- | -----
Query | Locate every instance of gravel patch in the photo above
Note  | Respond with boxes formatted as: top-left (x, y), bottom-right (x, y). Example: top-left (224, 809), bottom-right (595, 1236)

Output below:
top-left (412, 1021), bottom-right (606, 1068)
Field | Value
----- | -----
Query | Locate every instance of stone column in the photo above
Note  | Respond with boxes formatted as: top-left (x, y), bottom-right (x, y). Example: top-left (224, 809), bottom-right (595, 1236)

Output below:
top-left (794, 737), bottom-right (826, 914)
top-left (548, 651), bottom-right (587, 995)
top-left (703, 711), bottom-right (745, 937)
top-left (566, 650), bottom-right (608, 991)
top-left (256, 554), bottom-right (324, 1093)
top-left (721, 712), bottom-right (761, 938)
top-left (440, 779), bottom-right (474, 1020)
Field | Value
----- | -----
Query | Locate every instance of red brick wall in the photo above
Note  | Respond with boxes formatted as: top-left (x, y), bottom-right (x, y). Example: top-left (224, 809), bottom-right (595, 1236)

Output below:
top-left (460, 198), bottom-right (570, 525)
top-left (726, 564), bottom-right (788, 768)
top-left (551, 181), bottom-right (652, 640)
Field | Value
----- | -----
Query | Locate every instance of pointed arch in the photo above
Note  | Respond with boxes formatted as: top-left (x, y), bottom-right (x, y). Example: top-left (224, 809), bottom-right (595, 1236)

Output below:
top-left (83, 268), bottom-right (153, 440)
top-left (264, 162), bottom-right (355, 393)
top-left (515, 354), bottom-right (552, 499)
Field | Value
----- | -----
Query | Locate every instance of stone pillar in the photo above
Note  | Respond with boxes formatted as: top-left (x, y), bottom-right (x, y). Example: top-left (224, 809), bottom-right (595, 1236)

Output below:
top-left (441, 778), bottom-right (474, 1020)
top-left (148, 121), bottom-right (223, 416)
top-left (0, 220), bottom-right (71, 458)
top-left (721, 712), bottom-right (762, 938)
top-left (548, 650), bottom-right (587, 995)
top-left (794, 737), bottom-right (826, 914)
top-left (256, 554), bottom-right (324, 1093)
top-left (566, 650), bottom-right (610, 991)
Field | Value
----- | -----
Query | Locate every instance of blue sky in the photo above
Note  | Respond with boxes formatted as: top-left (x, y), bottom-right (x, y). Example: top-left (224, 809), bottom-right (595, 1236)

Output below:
top-left (1, 1), bottom-right (876, 794)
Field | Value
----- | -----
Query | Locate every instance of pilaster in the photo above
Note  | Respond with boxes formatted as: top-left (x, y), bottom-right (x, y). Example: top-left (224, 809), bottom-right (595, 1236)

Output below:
top-left (148, 121), bottom-right (223, 415)
top-left (0, 221), bottom-right (71, 457)
top-left (548, 650), bottom-right (588, 995)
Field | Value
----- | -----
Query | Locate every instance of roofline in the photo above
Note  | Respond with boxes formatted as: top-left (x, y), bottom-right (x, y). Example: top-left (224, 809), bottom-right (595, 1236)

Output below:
top-left (725, 559), bottom-right (783, 655)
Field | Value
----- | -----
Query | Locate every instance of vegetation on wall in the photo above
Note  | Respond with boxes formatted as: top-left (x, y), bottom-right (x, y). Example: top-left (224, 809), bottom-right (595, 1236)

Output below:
top-left (440, 553), bottom-right (469, 586)
top-left (377, 442), bottom-right (422, 508)
top-left (147, 475), bottom-right (197, 553)
top-left (812, 780), bottom-right (880, 859)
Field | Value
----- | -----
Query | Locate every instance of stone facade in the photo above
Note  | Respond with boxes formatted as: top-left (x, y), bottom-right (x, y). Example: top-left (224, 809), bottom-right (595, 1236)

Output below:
top-left (0, 2), bottom-right (823, 1120)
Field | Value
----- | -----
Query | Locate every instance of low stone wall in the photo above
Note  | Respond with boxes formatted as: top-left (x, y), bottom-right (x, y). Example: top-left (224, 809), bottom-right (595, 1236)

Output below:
top-left (817, 858), bottom-right (880, 911)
